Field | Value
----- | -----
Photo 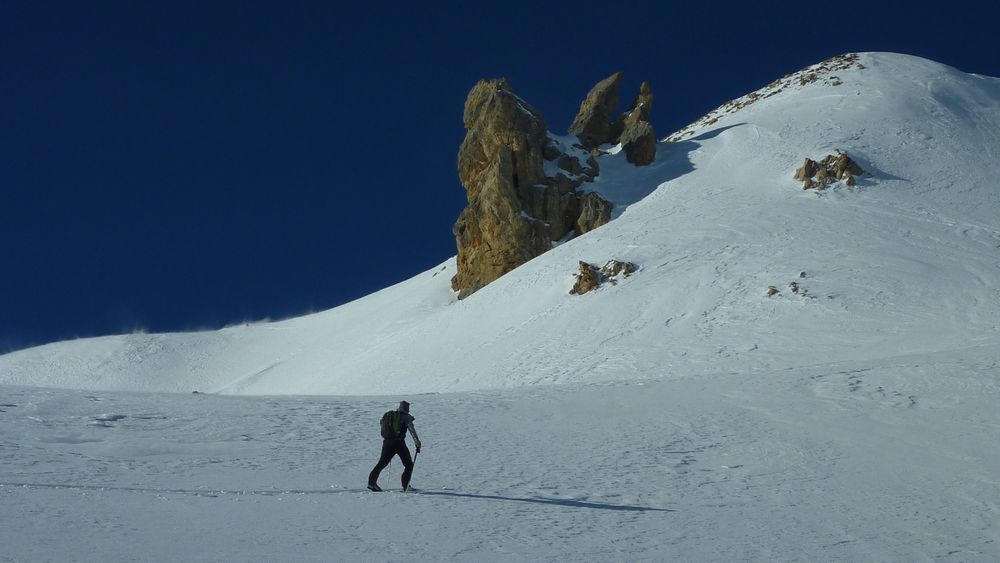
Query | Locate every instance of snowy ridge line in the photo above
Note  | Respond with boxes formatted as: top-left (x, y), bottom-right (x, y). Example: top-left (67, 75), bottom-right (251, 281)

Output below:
top-left (664, 52), bottom-right (865, 142)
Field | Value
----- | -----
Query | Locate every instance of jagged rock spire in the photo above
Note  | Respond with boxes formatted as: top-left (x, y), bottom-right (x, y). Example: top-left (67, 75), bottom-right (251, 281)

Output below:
top-left (452, 70), bottom-right (661, 299)
top-left (568, 72), bottom-right (624, 149)
top-left (451, 78), bottom-right (610, 299)
top-left (619, 81), bottom-right (656, 165)
top-left (568, 73), bottom-right (657, 165)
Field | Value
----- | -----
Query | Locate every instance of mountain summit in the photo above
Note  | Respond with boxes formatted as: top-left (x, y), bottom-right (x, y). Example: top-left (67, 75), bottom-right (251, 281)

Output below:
top-left (3, 52), bottom-right (999, 395)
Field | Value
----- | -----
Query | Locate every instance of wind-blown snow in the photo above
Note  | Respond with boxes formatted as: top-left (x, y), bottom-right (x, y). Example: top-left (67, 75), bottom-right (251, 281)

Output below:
top-left (2, 53), bottom-right (1000, 561)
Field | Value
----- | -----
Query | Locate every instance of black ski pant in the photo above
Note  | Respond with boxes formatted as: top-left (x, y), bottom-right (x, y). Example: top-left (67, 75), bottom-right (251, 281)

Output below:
top-left (368, 439), bottom-right (414, 488)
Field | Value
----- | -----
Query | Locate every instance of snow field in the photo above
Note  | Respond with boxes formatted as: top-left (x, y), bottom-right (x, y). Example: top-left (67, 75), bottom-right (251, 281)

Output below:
top-left (3, 343), bottom-right (999, 560)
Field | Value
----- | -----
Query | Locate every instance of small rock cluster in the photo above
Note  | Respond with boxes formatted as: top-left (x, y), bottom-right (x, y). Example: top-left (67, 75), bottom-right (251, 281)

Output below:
top-left (570, 260), bottom-right (638, 295)
top-left (793, 53), bottom-right (863, 86)
top-left (766, 272), bottom-right (814, 299)
top-left (793, 152), bottom-right (864, 190)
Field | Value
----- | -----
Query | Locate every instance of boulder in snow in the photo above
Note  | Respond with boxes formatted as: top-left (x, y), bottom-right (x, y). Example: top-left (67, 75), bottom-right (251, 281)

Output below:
top-left (794, 152), bottom-right (864, 189)
top-left (570, 259), bottom-right (637, 295)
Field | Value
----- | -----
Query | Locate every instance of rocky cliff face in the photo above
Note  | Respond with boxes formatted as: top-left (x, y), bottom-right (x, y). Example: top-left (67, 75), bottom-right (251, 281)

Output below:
top-left (452, 74), bottom-right (657, 299)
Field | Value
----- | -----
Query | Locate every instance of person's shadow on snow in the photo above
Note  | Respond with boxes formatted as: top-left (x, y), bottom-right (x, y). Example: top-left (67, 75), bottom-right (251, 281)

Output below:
top-left (415, 490), bottom-right (673, 512)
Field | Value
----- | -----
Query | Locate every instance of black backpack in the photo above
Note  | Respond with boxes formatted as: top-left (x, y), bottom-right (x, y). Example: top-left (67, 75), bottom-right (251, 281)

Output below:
top-left (380, 410), bottom-right (403, 439)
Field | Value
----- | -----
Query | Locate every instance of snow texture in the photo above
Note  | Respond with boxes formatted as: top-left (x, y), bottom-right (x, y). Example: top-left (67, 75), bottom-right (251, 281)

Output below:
top-left (2, 53), bottom-right (1000, 561)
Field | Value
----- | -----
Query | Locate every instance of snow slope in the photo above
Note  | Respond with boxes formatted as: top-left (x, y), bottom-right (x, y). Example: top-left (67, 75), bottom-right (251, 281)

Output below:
top-left (4, 53), bottom-right (1000, 396)
top-left (3, 52), bottom-right (1000, 561)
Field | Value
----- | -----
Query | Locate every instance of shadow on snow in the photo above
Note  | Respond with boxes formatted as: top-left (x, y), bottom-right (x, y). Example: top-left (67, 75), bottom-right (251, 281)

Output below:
top-left (415, 490), bottom-right (674, 512)
top-left (600, 123), bottom-right (747, 218)
top-left (2, 482), bottom-right (673, 511)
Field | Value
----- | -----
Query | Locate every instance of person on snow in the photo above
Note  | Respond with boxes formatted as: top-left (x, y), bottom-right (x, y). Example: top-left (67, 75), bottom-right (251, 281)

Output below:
top-left (368, 400), bottom-right (422, 491)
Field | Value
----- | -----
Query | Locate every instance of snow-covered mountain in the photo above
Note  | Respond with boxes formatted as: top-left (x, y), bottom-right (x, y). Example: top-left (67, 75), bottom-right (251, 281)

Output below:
top-left (4, 53), bottom-right (1000, 561)
top-left (3, 52), bottom-right (999, 396)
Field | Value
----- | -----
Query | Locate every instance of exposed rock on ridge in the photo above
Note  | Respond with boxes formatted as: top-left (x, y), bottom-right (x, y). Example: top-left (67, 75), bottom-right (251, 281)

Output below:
top-left (666, 53), bottom-right (865, 142)
top-left (452, 73), bottom-right (658, 299)
top-left (568, 72), bottom-right (624, 149)
top-left (452, 78), bottom-right (609, 299)
top-left (625, 81), bottom-right (654, 123)
top-left (619, 81), bottom-right (657, 165)
top-left (567, 74), bottom-right (657, 165)
top-left (570, 259), bottom-right (638, 295)
top-left (570, 261), bottom-right (602, 295)
top-left (576, 191), bottom-right (614, 234)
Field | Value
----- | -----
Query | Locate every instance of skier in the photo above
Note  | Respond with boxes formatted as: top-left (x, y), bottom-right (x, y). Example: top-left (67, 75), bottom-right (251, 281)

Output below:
top-left (368, 400), bottom-right (422, 491)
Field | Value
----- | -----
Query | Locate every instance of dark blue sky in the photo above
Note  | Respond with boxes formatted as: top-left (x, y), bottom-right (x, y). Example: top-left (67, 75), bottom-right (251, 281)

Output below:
top-left (3, 1), bottom-right (999, 351)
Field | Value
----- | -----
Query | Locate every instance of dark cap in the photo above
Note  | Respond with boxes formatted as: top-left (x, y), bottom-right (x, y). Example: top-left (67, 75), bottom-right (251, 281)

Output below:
top-left (398, 401), bottom-right (410, 413)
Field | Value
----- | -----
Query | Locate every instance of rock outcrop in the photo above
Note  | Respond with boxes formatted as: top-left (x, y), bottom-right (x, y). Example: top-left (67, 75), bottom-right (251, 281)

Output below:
top-left (567, 74), bottom-right (658, 166)
top-left (620, 120), bottom-right (657, 165)
top-left (452, 78), bottom-right (611, 299)
top-left (568, 72), bottom-right (624, 149)
top-left (451, 72), bottom-right (659, 298)
top-left (458, 78), bottom-right (548, 193)
top-left (619, 81), bottom-right (657, 165)
top-left (570, 261), bottom-right (602, 295)
top-left (576, 191), bottom-right (614, 234)
top-left (452, 143), bottom-right (550, 298)
top-left (600, 259), bottom-right (637, 280)
top-left (625, 81), bottom-right (654, 123)
top-left (570, 259), bottom-right (638, 295)
top-left (794, 152), bottom-right (864, 189)
top-left (765, 274), bottom-right (818, 300)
